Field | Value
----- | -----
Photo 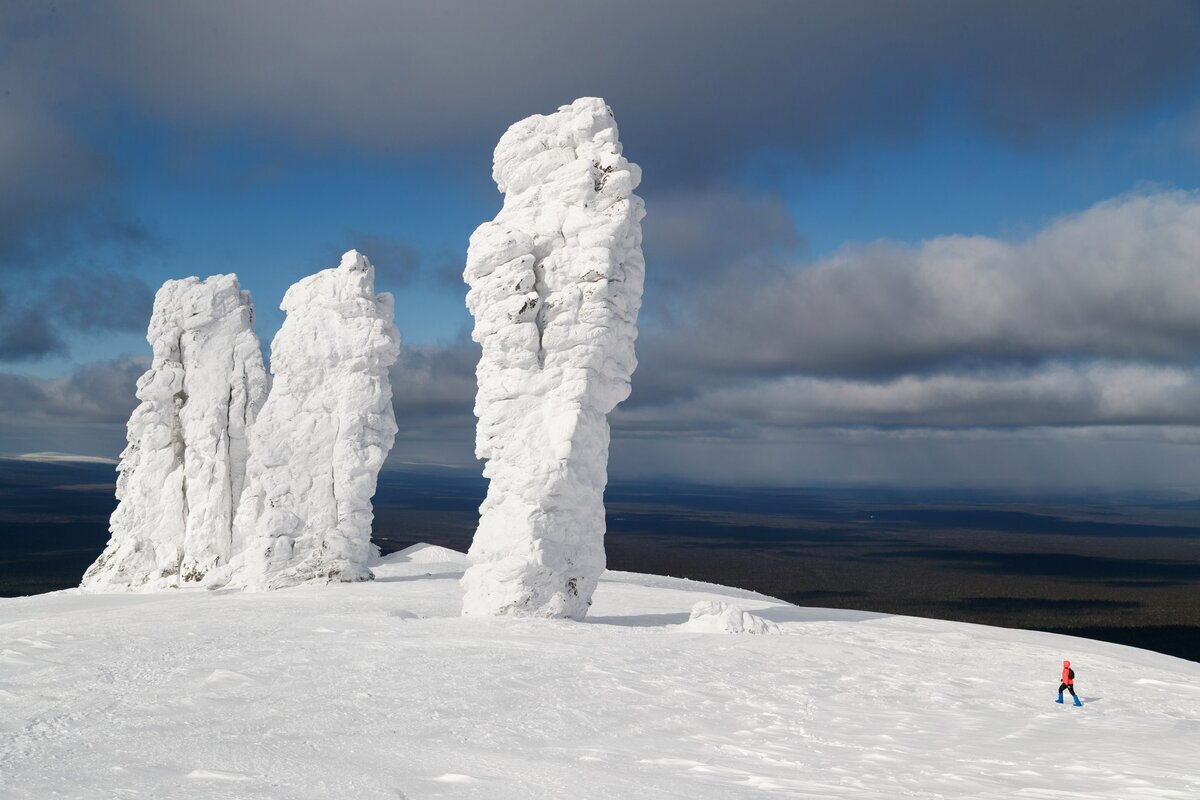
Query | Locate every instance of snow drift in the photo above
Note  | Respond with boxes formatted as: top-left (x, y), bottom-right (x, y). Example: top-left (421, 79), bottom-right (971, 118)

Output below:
top-left (460, 97), bottom-right (646, 620)
top-left (82, 274), bottom-right (267, 591)
top-left (680, 601), bottom-right (782, 635)
top-left (216, 250), bottom-right (400, 591)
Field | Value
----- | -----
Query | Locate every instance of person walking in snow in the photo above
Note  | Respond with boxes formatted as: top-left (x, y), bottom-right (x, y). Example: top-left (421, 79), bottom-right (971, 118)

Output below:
top-left (1057, 659), bottom-right (1081, 706)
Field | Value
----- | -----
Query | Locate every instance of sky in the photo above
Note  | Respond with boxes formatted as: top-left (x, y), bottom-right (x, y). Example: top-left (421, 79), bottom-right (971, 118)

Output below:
top-left (3, 0), bottom-right (1200, 491)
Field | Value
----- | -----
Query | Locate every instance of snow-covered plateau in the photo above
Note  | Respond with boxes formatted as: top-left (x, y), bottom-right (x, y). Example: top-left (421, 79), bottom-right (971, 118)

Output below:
top-left (2, 544), bottom-right (1196, 799)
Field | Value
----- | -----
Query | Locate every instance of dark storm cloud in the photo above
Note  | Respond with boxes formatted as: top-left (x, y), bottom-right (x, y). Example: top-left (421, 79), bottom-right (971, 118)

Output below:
top-left (0, 355), bottom-right (146, 424)
top-left (0, 97), bottom-right (151, 268)
top-left (0, 26), bottom-right (157, 358)
top-left (0, 305), bottom-right (63, 361)
top-left (0, 284), bottom-right (60, 363)
top-left (6, 1), bottom-right (1199, 181)
top-left (389, 339), bottom-right (477, 427)
top-left (641, 189), bottom-right (803, 301)
top-left (0, 270), bottom-right (155, 361)
top-left (330, 235), bottom-right (463, 292)
top-left (50, 271), bottom-right (155, 333)
top-left (347, 235), bottom-right (423, 287)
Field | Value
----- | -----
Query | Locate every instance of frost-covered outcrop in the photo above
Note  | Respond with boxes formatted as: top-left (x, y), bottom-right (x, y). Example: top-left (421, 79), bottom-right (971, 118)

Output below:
top-left (217, 250), bottom-right (399, 591)
top-left (460, 97), bottom-right (645, 619)
top-left (82, 275), bottom-right (267, 591)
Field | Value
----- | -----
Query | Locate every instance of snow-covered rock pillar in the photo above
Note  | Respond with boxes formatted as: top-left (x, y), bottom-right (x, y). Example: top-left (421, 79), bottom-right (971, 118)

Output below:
top-left (218, 250), bottom-right (400, 591)
top-left (460, 97), bottom-right (645, 619)
top-left (82, 275), bottom-right (267, 591)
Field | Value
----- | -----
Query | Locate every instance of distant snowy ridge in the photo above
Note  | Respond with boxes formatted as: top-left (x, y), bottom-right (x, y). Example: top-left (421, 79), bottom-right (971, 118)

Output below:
top-left (461, 97), bottom-right (646, 620)
top-left (8, 452), bottom-right (119, 465)
top-left (82, 274), bottom-right (267, 591)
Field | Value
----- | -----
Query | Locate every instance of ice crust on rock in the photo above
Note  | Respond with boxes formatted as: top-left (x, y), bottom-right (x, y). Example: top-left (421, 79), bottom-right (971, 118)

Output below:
top-left (217, 250), bottom-right (399, 591)
top-left (82, 275), bottom-right (267, 591)
top-left (460, 97), bottom-right (645, 619)
top-left (680, 601), bottom-right (782, 635)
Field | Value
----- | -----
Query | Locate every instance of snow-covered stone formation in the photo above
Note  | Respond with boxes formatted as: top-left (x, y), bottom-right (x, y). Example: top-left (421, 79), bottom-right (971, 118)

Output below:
top-left (460, 97), bottom-right (645, 619)
top-left (216, 250), bottom-right (400, 591)
top-left (679, 601), bottom-right (782, 635)
top-left (82, 275), bottom-right (267, 591)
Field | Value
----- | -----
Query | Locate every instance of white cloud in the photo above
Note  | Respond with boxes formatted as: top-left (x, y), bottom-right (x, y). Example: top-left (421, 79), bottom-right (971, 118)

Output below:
top-left (610, 188), bottom-right (1200, 486)
top-left (656, 191), bottom-right (1200, 374)
top-left (618, 362), bottom-right (1200, 430)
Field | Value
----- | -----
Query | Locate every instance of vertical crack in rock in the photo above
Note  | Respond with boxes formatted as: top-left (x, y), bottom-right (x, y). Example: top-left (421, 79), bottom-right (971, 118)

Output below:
top-left (460, 97), bottom-right (646, 619)
top-left (215, 250), bottom-right (400, 591)
top-left (224, 376), bottom-right (235, 556)
top-left (81, 275), bottom-right (267, 591)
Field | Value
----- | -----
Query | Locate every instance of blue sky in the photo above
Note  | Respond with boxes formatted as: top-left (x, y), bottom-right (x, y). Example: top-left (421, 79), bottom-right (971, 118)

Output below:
top-left (3, 1), bottom-right (1200, 490)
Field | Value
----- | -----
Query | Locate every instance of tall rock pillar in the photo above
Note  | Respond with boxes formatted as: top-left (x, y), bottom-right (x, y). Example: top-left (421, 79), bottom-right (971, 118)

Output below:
top-left (461, 97), bottom-right (646, 619)
top-left (220, 250), bottom-right (400, 590)
top-left (82, 275), bottom-right (267, 590)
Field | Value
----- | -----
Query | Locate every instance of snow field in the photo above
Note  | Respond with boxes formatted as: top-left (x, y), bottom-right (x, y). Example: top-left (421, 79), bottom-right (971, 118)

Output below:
top-left (2, 546), bottom-right (1197, 799)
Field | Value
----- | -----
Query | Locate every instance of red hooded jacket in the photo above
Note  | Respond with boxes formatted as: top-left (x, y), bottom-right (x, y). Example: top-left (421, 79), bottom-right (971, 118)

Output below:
top-left (1062, 660), bottom-right (1074, 685)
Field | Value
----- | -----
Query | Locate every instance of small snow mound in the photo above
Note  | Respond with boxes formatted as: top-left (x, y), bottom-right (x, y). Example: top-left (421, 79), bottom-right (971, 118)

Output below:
top-left (186, 769), bottom-right (253, 782)
top-left (380, 543), bottom-right (469, 566)
top-left (679, 601), bottom-right (781, 635)
top-left (430, 773), bottom-right (479, 784)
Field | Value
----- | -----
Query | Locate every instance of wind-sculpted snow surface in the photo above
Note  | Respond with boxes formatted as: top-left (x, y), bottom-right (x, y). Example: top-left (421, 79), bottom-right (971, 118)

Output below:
top-left (82, 275), bottom-right (267, 591)
top-left (13, 557), bottom-right (1200, 799)
top-left (218, 251), bottom-right (399, 591)
top-left (461, 97), bottom-right (645, 619)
